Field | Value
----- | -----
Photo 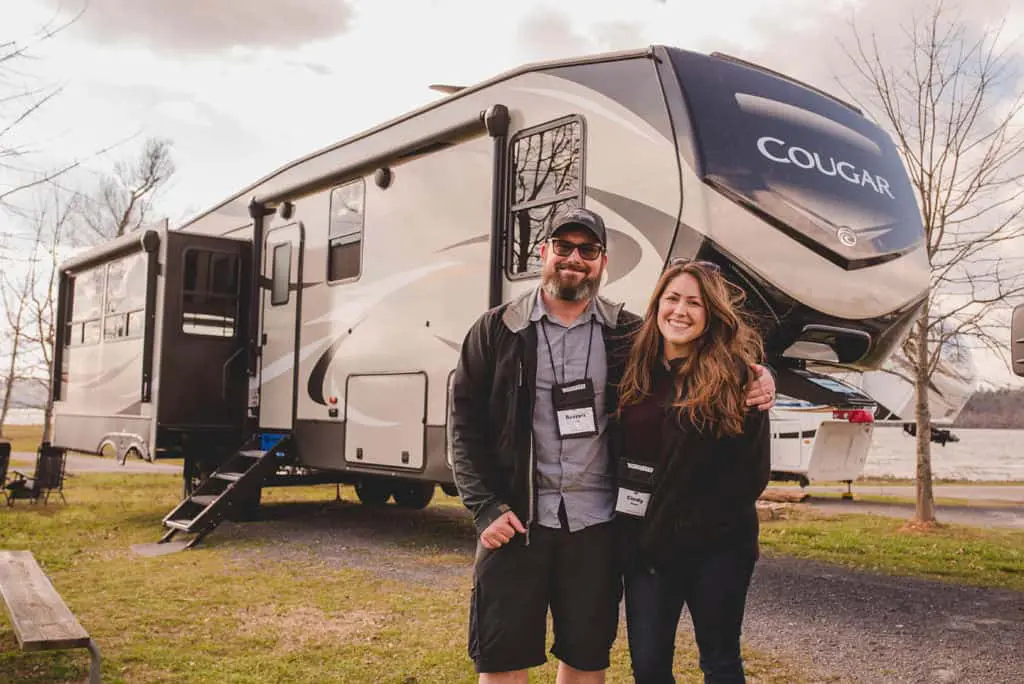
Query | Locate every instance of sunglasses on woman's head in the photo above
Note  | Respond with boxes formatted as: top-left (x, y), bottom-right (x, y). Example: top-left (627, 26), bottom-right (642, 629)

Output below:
top-left (667, 257), bottom-right (721, 273)
top-left (548, 238), bottom-right (605, 260)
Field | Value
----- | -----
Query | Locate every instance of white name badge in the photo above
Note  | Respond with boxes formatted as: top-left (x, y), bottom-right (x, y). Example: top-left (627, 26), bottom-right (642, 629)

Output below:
top-left (616, 487), bottom-right (651, 517)
top-left (556, 406), bottom-right (597, 437)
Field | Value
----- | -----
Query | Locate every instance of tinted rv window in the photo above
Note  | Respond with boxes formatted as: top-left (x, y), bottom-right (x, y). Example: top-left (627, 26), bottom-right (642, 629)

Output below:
top-left (271, 242), bottom-right (292, 306)
top-left (182, 249), bottom-right (239, 337)
top-left (327, 180), bottom-right (364, 282)
top-left (667, 50), bottom-right (924, 266)
top-left (507, 117), bottom-right (584, 277)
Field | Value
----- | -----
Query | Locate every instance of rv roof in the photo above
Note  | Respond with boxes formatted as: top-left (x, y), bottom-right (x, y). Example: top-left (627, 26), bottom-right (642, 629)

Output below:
top-left (180, 45), bottom-right (862, 232)
top-left (178, 46), bottom-right (655, 231)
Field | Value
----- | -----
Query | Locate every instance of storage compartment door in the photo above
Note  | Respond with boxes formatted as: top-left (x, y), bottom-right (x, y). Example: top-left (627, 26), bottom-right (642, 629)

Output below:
top-left (344, 373), bottom-right (426, 470)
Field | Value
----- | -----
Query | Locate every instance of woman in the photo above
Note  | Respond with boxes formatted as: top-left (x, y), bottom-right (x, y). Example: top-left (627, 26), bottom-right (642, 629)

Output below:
top-left (614, 259), bottom-right (771, 684)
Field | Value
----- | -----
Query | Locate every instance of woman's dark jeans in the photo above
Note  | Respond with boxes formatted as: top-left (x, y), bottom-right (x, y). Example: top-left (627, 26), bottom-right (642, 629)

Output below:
top-left (624, 543), bottom-right (757, 684)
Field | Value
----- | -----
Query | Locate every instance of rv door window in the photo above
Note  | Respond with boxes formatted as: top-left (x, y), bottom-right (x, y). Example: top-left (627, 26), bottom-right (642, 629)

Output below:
top-left (182, 248), bottom-right (240, 337)
top-left (271, 242), bottom-right (292, 305)
top-left (327, 179), bottom-right (365, 282)
top-left (507, 117), bottom-right (584, 277)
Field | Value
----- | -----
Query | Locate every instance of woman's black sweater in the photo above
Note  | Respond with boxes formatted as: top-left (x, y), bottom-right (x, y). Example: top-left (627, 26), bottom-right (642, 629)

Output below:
top-left (616, 359), bottom-right (771, 568)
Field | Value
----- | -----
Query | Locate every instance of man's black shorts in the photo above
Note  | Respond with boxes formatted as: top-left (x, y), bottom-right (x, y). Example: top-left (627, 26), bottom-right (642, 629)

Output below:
top-left (468, 520), bottom-right (620, 673)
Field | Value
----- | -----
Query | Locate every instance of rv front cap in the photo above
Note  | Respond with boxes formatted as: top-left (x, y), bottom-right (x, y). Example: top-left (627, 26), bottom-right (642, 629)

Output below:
top-left (551, 208), bottom-right (607, 247)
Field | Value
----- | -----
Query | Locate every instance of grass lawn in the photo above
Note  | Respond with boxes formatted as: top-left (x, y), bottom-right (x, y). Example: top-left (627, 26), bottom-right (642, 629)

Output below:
top-left (1, 424), bottom-right (45, 453)
top-left (760, 507), bottom-right (1024, 590)
top-left (0, 474), bottom-right (807, 683)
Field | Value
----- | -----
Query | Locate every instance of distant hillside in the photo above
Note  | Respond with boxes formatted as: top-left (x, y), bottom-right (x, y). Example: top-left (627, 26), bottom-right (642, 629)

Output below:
top-left (0, 379), bottom-right (48, 408)
top-left (955, 387), bottom-right (1024, 429)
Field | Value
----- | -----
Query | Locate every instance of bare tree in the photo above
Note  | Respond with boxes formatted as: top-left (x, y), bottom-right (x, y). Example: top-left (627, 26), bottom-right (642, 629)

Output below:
top-left (0, 237), bottom-right (35, 435)
top-left (845, 1), bottom-right (1024, 523)
top-left (75, 137), bottom-right (176, 241)
top-left (0, 8), bottom-right (83, 209)
top-left (0, 181), bottom-right (73, 439)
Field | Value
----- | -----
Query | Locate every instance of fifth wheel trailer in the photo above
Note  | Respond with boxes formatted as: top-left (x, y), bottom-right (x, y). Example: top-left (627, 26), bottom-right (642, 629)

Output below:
top-left (46, 46), bottom-right (928, 537)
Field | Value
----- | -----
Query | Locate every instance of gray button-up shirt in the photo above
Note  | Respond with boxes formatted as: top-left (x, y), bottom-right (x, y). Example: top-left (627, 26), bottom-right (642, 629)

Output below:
top-left (530, 289), bottom-right (615, 532)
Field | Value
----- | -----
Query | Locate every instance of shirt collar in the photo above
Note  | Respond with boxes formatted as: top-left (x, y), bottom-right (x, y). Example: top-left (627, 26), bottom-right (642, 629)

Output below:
top-left (529, 288), bottom-right (605, 327)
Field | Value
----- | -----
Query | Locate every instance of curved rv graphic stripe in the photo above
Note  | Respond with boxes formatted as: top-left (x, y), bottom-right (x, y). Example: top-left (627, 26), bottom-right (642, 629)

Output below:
top-left (514, 86), bottom-right (663, 145)
top-left (67, 354), bottom-right (141, 390)
top-left (117, 401), bottom-right (143, 416)
top-left (437, 234), bottom-right (488, 253)
top-left (434, 336), bottom-right (461, 353)
top-left (587, 186), bottom-right (699, 260)
top-left (307, 331), bottom-right (351, 406)
top-left (305, 261), bottom-right (462, 405)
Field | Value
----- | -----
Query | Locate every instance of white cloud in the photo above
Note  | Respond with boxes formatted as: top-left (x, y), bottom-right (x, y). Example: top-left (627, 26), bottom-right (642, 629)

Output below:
top-left (38, 0), bottom-right (355, 53)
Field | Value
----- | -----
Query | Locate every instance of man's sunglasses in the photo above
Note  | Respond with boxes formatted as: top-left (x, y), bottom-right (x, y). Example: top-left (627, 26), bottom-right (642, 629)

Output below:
top-left (548, 238), bottom-right (604, 260)
top-left (667, 256), bottom-right (722, 273)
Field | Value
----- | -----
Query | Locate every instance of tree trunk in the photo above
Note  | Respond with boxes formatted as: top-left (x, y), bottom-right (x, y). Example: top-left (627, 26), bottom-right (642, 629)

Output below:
top-left (913, 305), bottom-right (936, 523)
top-left (0, 328), bottom-right (21, 438)
top-left (42, 394), bottom-right (54, 445)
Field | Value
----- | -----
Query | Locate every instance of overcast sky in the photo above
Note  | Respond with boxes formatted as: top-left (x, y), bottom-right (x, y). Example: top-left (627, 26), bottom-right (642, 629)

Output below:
top-left (2, 0), bottom-right (1022, 386)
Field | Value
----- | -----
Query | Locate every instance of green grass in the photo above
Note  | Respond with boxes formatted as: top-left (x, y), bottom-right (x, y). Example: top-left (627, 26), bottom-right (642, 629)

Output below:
top-left (0, 475), bottom-right (807, 683)
top-left (761, 508), bottom-right (1024, 590)
top-left (0, 424), bottom-right (44, 453)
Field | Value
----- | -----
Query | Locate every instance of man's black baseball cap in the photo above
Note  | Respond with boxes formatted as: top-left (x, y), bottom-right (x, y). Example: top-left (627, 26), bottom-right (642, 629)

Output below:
top-left (551, 207), bottom-right (607, 246)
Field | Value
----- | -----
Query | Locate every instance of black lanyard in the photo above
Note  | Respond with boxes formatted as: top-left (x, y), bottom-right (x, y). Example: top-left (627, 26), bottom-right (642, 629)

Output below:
top-left (539, 317), bottom-right (596, 385)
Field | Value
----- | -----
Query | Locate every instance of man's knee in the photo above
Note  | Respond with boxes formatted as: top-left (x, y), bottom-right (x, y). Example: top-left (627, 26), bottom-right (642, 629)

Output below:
top-left (478, 669), bottom-right (529, 684)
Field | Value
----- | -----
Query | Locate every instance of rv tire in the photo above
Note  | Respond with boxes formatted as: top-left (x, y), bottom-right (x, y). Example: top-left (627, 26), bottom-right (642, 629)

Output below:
top-left (393, 482), bottom-right (435, 510)
top-left (355, 478), bottom-right (392, 506)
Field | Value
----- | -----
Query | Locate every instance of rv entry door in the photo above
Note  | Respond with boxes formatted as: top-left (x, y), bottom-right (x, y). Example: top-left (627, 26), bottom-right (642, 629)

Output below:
top-left (259, 222), bottom-right (305, 431)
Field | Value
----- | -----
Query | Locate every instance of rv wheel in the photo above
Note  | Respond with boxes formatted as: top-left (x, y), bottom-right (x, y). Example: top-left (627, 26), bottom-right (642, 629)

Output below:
top-left (355, 478), bottom-right (392, 506)
top-left (393, 482), bottom-right (435, 510)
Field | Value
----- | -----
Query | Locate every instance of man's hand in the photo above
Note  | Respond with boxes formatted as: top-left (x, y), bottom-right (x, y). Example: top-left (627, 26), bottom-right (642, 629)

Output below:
top-left (745, 363), bottom-right (776, 411)
top-left (480, 510), bottom-right (527, 549)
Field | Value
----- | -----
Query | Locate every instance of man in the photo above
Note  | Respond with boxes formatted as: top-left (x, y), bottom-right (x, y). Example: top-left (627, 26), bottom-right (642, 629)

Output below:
top-left (450, 208), bottom-right (775, 683)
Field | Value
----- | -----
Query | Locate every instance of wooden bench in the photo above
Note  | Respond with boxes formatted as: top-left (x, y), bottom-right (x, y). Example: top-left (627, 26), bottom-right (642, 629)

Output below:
top-left (0, 550), bottom-right (101, 683)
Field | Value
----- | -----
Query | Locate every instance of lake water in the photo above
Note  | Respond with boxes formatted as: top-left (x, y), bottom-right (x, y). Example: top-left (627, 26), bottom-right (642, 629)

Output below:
top-left (5, 410), bottom-right (1021, 481)
top-left (864, 428), bottom-right (1024, 481)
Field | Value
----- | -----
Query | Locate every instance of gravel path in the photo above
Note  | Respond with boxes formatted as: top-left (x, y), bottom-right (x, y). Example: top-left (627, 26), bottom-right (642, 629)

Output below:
top-left (208, 498), bottom-right (1023, 683)
top-left (742, 556), bottom-right (1023, 683)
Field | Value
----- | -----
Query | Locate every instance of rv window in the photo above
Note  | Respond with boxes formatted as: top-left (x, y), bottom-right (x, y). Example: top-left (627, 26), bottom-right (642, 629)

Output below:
top-left (66, 267), bottom-right (105, 347)
top-left (271, 242), bottom-right (292, 306)
top-left (507, 117), bottom-right (585, 277)
top-left (181, 248), bottom-right (240, 338)
top-left (103, 253), bottom-right (147, 341)
top-left (327, 180), bottom-right (365, 282)
top-left (82, 320), bottom-right (101, 346)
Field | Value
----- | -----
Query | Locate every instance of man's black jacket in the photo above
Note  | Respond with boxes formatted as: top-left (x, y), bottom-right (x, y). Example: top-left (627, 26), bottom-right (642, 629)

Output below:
top-left (449, 288), bottom-right (642, 536)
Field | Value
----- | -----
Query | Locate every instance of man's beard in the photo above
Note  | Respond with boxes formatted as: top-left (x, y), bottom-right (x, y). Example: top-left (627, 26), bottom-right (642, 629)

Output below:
top-left (541, 264), bottom-right (600, 302)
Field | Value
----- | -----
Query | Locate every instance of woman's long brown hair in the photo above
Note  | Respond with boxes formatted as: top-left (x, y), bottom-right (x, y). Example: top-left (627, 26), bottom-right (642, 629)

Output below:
top-left (619, 262), bottom-right (764, 437)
